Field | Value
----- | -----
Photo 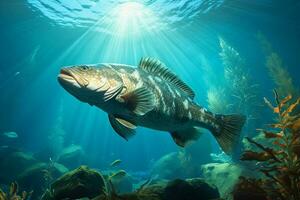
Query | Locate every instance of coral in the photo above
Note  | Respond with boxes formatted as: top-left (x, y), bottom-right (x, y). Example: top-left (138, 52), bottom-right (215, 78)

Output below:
top-left (257, 32), bottom-right (299, 98)
top-left (0, 182), bottom-right (32, 200)
top-left (240, 90), bottom-right (300, 200)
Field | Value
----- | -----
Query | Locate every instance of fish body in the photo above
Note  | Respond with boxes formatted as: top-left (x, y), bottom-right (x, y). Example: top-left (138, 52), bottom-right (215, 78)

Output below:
top-left (58, 58), bottom-right (246, 154)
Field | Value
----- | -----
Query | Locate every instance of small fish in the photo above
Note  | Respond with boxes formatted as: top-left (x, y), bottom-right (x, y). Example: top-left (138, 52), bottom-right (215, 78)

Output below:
top-left (109, 170), bottom-right (127, 180)
top-left (58, 58), bottom-right (246, 154)
top-left (14, 71), bottom-right (20, 76)
top-left (110, 159), bottom-right (122, 167)
top-left (2, 131), bottom-right (18, 139)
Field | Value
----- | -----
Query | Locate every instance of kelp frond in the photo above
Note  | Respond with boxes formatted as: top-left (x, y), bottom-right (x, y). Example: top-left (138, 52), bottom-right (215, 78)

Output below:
top-left (240, 90), bottom-right (300, 200)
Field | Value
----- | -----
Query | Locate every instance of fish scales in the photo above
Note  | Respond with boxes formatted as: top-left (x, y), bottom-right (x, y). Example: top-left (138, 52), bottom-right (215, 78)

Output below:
top-left (58, 57), bottom-right (246, 154)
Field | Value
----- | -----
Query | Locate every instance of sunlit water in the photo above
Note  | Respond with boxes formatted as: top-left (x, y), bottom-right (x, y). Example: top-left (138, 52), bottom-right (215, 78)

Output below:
top-left (1, 0), bottom-right (299, 173)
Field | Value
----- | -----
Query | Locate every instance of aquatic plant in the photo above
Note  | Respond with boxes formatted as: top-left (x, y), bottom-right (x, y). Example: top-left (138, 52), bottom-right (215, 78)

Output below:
top-left (219, 37), bottom-right (261, 118)
top-left (206, 87), bottom-right (229, 114)
top-left (0, 182), bottom-right (32, 200)
top-left (207, 38), bottom-right (261, 119)
top-left (257, 32), bottom-right (299, 98)
top-left (206, 37), bottom-right (262, 142)
top-left (266, 53), bottom-right (297, 98)
top-left (240, 90), bottom-right (300, 200)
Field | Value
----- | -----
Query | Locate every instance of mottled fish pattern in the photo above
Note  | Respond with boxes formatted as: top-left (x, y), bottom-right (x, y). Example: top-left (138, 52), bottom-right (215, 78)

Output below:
top-left (58, 58), bottom-right (246, 154)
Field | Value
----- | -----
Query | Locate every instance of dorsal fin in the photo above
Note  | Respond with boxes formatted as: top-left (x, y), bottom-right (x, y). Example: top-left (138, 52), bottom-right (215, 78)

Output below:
top-left (138, 57), bottom-right (195, 99)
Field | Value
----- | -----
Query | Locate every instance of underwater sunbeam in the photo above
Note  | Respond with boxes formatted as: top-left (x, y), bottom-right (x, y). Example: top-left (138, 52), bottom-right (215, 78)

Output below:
top-left (117, 2), bottom-right (144, 18)
top-left (112, 1), bottom-right (158, 36)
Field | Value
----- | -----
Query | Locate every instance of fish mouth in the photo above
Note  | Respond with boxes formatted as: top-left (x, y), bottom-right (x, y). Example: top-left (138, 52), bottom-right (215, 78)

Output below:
top-left (58, 68), bottom-right (75, 80)
top-left (57, 68), bottom-right (80, 88)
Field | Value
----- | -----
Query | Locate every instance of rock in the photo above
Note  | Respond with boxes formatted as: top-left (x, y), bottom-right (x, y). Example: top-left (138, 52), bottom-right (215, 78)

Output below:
top-left (65, 174), bottom-right (220, 200)
top-left (57, 144), bottom-right (86, 169)
top-left (128, 178), bottom-right (219, 200)
top-left (151, 152), bottom-right (183, 179)
top-left (17, 162), bottom-right (68, 199)
top-left (0, 148), bottom-right (38, 183)
top-left (111, 175), bottom-right (133, 194)
top-left (151, 151), bottom-right (202, 180)
top-left (201, 162), bottom-right (259, 199)
top-left (162, 178), bottom-right (219, 200)
top-left (42, 166), bottom-right (106, 200)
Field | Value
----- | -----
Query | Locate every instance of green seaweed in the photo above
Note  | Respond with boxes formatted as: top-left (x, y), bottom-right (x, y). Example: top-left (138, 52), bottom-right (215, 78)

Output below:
top-left (207, 38), bottom-right (262, 139)
top-left (206, 87), bottom-right (229, 114)
top-left (240, 90), bottom-right (300, 200)
top-left (219, 38), bottom-right (261, 116)
top-left (257, 32), bottom-right (299, 98)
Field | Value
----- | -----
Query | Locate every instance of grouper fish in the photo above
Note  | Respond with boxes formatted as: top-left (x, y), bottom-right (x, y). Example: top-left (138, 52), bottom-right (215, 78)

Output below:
top-left (58, 57), bottom-right (246, 154)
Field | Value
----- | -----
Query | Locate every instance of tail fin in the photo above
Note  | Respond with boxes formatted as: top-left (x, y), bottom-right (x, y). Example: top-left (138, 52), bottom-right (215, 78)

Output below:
top-left (212, 114), bottom-right (246, 154)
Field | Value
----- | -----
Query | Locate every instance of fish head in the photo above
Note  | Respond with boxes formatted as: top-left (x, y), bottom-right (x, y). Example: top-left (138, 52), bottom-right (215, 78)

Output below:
top-left (58, 64), bottom-right (124, 108)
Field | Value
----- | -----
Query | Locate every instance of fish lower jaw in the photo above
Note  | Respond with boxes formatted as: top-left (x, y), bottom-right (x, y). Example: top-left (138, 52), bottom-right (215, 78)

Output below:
top-left (58, 73), bottom-right (74, 80)
top-left (58, 75), bottom-right (80, 88)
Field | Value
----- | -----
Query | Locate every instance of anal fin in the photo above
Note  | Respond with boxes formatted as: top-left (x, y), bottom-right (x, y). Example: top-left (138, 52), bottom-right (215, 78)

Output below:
top-left (170, 127), bottom-right (202, 147)
top-left (108, 115), bottom-right (136, 140)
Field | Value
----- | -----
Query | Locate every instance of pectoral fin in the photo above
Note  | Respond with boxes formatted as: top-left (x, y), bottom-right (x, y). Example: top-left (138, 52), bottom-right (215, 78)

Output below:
top-left (104, 83), bottom-right (123, 101)
top-left (170, 127), bottom-right (202, 147)
top-left (108, 114), bottom-right (136, 140)
top-left (121, 87), bottom-right (155, 115)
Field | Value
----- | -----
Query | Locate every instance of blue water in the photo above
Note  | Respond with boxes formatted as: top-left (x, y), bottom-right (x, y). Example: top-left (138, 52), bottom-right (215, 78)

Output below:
top-left (1, 0), bottom-right (299, 183)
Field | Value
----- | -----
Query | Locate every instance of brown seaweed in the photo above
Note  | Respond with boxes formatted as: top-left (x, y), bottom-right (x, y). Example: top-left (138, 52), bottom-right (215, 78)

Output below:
top-left (0, 182), bottom-right (32, 200)
top-left (240, 90), bottom-right (300, 200)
